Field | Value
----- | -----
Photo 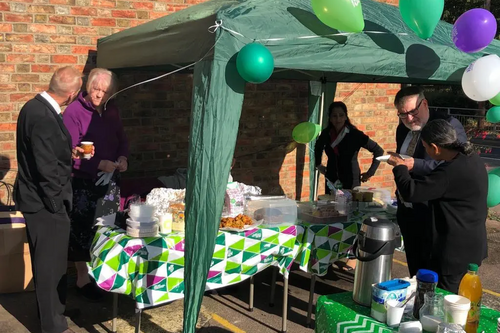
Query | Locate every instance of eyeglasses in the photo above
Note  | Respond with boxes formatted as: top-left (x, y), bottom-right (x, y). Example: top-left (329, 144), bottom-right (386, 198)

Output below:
top-left (398, 99), bottom-right (424, 119)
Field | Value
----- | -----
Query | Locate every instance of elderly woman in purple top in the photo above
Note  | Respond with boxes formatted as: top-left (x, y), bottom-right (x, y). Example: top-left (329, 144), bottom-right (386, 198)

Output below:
top-left (63, 68), bottom-right (129, 300)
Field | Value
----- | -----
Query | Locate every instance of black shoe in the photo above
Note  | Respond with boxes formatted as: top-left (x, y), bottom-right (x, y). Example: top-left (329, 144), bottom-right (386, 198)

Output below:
top-left (76, 283), bottom-right (104, 302)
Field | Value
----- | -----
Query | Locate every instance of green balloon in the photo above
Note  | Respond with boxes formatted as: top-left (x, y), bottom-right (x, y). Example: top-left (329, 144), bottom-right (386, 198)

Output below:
top-left (490, 168), bottom-right (500, 177)
top-left (489, 92), bottom-right (500, 106)
top-left (486, 106), bottom-right (500, 123)
top-left (292, 122), bottom-right (322, 144)
top-left (400, 0), bottom-right (444, 39)
top-left (311, 0), bottom-right (365, 33)
top-left (236, 43), bottom-right (274, 84)
top-left (487, 172), bottom-right (500, 208)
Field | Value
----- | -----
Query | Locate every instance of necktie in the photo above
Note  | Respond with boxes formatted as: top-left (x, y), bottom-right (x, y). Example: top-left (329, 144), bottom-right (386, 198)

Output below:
top-left (405, 131), bottom-right (420, 157)
top-left (398, 131), bottom-right (420, 207)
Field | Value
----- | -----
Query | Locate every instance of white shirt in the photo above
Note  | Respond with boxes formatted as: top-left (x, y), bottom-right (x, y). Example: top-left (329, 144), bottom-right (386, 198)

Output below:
top-left (400, 131), bottom-right (420, 156)
top-left (39, 91), bottom-right (62, 115)
top-left (330, 126), bottom-right (350, 150)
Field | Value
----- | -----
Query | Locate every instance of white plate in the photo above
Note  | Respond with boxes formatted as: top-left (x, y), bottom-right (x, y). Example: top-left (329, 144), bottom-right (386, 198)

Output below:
top-left (220, 219), bottom-right (263, 232)
top-left (376, 154), bottom-right (410, 162)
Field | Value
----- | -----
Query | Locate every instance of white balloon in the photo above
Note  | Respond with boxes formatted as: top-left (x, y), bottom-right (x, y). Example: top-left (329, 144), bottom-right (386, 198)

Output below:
top-left (462, 54), bottom-right (500, 101)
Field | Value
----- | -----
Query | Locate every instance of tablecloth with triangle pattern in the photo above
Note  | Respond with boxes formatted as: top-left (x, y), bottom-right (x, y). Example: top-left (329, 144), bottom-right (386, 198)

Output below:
top-left (88, 214), bottom-right (369, 309)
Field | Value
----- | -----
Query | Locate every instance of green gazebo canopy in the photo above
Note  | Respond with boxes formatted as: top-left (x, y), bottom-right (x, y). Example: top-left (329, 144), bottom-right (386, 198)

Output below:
top-left (96, 0), bottom-right (500, 331)
top-left (97, 0), bottom-right (500, 83)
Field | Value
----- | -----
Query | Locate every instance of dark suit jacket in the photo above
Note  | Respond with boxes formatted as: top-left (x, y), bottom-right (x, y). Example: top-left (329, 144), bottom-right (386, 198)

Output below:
top-left (393, 153), bottom-right (488, 275)
top-left (396, 112), bottom-right (467, 177)
top-left (15, 95), bottom-right (73, 214)
top-left (394, 111), bottom-right (468, 268)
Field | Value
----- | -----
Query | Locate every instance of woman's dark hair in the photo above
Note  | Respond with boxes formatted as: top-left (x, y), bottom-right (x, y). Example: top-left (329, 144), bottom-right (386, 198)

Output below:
top-left (328, 101), bottom-right (356, 129)
top-left (421, 119), bottom-right (474, 156)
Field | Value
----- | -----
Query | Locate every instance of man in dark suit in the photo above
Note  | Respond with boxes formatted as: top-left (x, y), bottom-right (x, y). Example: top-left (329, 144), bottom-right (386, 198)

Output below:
top-left (15, 66), bottom-right (83, 333)
top-left (388, 86), bottom-right (467, 277)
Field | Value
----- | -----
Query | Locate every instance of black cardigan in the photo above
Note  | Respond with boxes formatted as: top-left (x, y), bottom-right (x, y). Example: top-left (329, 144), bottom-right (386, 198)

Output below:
top-left (315, 126), bottom-right (384, 189)
top-left (393, 153), bottom-right (488, 275)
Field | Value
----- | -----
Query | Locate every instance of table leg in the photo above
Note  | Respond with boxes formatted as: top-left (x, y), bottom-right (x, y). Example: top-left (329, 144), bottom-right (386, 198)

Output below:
top-left (269, 266), bottom-right (278, 307)
top-left (112, 293), bottom-right (118, 333)
top-left (281, 276), bottom-right (289, 333)
top-left (306, 274), bottom-right (316, 328)
top-left (135, 307), bottom-right (142, 333)
top-left (249, 276), bottom-right (254, 312)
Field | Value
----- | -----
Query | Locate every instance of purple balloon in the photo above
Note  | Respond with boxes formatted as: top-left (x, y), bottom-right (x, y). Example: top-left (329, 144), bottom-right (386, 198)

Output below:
top-left (452, 8), bottom-right (497, 53)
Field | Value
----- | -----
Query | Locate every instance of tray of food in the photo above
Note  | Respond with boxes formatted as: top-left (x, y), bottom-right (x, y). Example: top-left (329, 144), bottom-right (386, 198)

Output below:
top-left (219, 214), bottom-right (262, 231)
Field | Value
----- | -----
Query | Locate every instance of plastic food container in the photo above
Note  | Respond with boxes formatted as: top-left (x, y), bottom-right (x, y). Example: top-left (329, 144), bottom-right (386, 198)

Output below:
top-left (168, 202), bottom-right (185, 232)
top-left (444, 295), bottom-right (470, 327)
top-left (297, 201), bottom-right (347, 224)
top-left (245, 196), bottom-right (297, 226)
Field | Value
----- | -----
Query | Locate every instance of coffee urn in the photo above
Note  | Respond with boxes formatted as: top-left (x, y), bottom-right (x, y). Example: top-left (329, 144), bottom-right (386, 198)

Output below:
top-left (352, 217), bottom-right (402, 306)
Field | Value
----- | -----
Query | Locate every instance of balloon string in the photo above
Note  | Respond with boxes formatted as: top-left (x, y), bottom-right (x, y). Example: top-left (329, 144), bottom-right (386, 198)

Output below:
top-left (104, 25), bottom-right (225, 110)
top-left (210, 20), bottom-right (409, 43)
top-left (105, 19), bottom-right (409, 108)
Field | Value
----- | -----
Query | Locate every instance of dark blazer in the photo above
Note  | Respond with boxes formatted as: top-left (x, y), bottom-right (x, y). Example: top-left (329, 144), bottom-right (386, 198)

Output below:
top-left (393, 153), bottom-right (488, 275)
top-left (395, 112), bottom-right (468, 267)
top-left (15, 95), bottom-right (73, 214)
top-left (315, 126), bottom-right (384, 189)
top-left (396, 112), bottom-right (467, 176)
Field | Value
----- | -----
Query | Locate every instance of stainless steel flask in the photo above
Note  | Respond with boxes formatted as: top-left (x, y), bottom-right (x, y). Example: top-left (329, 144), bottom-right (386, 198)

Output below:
top-left (352, 217), bottom-right (402, 306)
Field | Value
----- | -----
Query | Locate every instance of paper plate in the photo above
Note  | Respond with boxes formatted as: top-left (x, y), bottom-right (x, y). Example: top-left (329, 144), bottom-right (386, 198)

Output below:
top-left (219, 219), bottom-right (263, 232)
top-left (376, 154), bottom-right (410, 162)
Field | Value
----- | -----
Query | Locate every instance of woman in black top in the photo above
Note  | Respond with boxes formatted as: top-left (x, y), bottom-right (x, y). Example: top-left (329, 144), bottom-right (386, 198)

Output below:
top-left (315, 101), bottom-right (384, 271)
top-left (315, 102), bottom-right (384, 192)
top-left (389, 119), bottom-right (488, 293)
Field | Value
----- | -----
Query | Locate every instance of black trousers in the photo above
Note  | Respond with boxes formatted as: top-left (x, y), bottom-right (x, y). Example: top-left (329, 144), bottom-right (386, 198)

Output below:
top-left (397, 205), bottom-right (432, 277)
top-left (437, 273), bottom-right (466, 294)
top-left (24, 208), bottom-right (70, 333)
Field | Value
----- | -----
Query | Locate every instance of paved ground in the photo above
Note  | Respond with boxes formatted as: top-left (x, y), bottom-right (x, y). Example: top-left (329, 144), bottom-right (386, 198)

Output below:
top-left (1, 220), bottom-right (500, 333)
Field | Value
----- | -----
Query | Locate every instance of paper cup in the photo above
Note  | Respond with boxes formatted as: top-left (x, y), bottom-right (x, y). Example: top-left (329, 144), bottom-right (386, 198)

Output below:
top-left (158, 213), bottom-right (172, 234)
top-left (444, 295), bottom-right (471, 327)
top-left (386, 299), bottom-right (405, 327)
top-left (80, 141), bottom-right (93, 159)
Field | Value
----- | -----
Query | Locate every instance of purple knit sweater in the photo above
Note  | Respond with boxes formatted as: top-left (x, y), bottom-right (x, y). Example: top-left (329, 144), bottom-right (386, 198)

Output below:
top-left (63, 92), bottom-right (129, 179)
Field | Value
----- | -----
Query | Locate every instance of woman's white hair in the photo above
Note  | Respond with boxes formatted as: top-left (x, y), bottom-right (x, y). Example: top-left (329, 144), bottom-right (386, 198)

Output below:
top-left (86, 68), bottom-right (118, 97)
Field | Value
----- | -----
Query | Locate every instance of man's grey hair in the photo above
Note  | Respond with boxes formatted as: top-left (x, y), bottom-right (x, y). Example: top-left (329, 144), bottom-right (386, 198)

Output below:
top-left (48, 66), bottom-right (83, 97)
top-left (394, 86), bottom-right (426, 109)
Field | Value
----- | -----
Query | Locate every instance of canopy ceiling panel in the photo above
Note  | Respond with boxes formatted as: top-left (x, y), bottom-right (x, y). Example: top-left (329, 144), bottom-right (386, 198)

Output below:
top-left (97, 0), bottom-right (500, 84)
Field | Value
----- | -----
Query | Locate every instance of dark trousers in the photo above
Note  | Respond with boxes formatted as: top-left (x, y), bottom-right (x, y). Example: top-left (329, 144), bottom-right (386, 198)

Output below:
top-left (397, 205), bottom-right (432, 277)
top-left (435, 269), bottom-right (467, 294)
top-left (24, 208), bottom-right (70, 333)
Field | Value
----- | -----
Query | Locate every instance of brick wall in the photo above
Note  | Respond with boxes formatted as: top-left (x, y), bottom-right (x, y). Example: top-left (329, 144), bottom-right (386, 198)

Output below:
top-left (0, 0), bottom-right (400, 204)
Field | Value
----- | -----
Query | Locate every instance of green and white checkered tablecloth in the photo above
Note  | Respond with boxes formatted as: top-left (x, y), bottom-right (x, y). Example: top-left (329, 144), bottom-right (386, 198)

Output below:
top-left (89, 224), bottom-right (302, 308)
top-left (88, 210), bottom-right (385, 309)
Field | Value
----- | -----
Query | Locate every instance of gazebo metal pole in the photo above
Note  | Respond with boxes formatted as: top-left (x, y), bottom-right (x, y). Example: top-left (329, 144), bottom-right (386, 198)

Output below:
top-left (312, 81), bottom-right (326, 200)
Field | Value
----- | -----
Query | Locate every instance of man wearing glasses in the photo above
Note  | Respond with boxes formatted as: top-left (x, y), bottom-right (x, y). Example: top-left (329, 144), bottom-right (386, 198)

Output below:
top-left (388, 86), bottom-right (466, 277)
